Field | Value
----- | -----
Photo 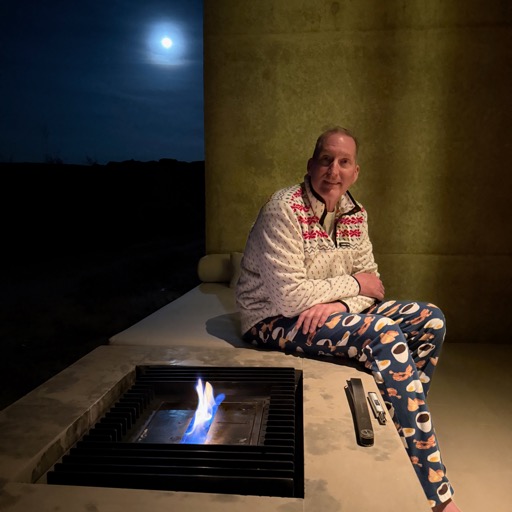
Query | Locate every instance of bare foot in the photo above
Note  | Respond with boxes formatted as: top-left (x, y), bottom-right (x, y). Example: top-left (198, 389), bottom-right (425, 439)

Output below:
top-left (432, 498), bottom-right (462, 512)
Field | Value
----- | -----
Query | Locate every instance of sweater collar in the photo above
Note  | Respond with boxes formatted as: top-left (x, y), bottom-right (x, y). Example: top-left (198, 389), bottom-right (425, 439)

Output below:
top-left (303, 175), bottom-right (361, 224)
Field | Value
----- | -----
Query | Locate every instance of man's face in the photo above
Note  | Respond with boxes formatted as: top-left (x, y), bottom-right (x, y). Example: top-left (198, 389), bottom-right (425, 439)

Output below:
top-left (307, 133), bottom-right (359, 208)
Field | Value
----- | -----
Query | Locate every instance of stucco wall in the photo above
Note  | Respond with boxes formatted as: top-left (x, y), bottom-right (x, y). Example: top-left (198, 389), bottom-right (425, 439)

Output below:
top-left (203, 0), bottom-right (512, 343)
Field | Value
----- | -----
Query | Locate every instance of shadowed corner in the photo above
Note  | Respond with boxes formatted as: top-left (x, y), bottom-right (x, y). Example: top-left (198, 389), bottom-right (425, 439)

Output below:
top-left (205, 313), bottom-right (249, 348)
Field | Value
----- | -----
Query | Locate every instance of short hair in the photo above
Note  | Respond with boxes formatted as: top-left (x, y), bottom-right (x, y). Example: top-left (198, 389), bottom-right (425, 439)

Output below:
top-left (312, 126), bottom-right (359, 159)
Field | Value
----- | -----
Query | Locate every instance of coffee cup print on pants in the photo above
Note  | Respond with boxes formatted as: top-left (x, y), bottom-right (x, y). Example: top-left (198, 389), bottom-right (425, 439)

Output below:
top-left (416, 411), bottom-right (432, 432)
top-left (418, 343), bottom-right (435, 358)
top-left (437, 482), bottom-right (452, 502)
top-left (391, 342), bottom-right (408, 363)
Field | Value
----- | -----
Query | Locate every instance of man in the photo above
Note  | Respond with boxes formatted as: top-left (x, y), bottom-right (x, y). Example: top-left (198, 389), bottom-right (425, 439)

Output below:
top-left (235, 127), bottom-right (461, 512)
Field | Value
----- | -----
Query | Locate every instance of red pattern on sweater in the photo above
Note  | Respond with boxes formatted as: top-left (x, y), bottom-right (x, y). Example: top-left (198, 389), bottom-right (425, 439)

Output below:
top-left (303, 230), bottom-right (329, 239)
top-left (339, 229), bottom-right (362, 238)
top-left (297, 215), bottom-right (320, 225)
top-left (338, 215), bottom-right (364, 225)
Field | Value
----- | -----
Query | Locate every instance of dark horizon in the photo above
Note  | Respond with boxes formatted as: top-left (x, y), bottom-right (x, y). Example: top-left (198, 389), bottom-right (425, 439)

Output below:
top-left (0, 156), bottom-right (205, 166)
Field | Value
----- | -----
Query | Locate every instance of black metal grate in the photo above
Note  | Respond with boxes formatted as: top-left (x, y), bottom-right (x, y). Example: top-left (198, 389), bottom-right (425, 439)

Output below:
top-left (47, 366), bottom-right (304, 498)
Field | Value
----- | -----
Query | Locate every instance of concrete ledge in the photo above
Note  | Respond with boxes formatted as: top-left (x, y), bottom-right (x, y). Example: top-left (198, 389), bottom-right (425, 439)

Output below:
top-left (0, 345), bottom-right (430, 512)
top-left (0, 256), bottom-right (431, 511)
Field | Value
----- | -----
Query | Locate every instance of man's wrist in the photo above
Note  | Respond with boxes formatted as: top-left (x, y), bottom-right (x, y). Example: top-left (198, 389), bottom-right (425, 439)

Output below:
top-left (338, 300), bottom-right (350, 313)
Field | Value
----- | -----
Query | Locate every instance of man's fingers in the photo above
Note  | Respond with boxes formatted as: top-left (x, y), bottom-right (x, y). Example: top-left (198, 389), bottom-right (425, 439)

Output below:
top-left (302, 312), bottom-right (320, 334)
top-left (299, 304), bottom-right (342, 334)
top-left (301, 316), bottom-right (311, 334)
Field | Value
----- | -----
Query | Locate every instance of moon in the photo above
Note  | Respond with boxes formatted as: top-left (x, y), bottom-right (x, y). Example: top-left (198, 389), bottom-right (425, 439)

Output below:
top-left (147, 22), bottom-right (184, 66)
top-left (161, 37), bottom-right (173, 49)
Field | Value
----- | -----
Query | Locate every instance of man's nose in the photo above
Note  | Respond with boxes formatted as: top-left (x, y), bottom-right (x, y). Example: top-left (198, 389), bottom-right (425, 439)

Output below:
top-left (328, 161), bottom-right (340, 173)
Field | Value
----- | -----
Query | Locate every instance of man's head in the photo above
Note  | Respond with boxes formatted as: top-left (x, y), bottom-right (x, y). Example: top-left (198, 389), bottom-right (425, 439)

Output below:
top-left (311, 126), bottom-right (359, 160)
top-left (307, 126), bottom-right (360, 211)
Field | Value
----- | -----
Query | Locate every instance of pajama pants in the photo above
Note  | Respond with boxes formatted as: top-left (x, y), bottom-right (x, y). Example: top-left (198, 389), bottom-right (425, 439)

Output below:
top-left (243, 299), bottom-right (454, 507)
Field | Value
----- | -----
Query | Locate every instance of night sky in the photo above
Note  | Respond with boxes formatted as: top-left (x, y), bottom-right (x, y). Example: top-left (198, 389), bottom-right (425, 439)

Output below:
top-left (0, 0), bottom-right (204, 165)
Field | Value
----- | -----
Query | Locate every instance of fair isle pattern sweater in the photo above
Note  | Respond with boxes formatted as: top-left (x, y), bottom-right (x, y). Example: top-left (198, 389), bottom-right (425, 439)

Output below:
top-left (236, 176), bottom-right (380, 335)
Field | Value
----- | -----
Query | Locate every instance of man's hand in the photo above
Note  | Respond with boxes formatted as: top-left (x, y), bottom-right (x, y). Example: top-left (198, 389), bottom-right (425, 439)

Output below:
top-left (354, 272), bottom-right (385, 301)
top-left (296, 302), bottom-right (347, 335)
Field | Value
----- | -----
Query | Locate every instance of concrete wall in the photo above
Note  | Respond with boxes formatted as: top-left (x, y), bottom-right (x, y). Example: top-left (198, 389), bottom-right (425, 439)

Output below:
top-left (203, 0), bottom-right (512, 343)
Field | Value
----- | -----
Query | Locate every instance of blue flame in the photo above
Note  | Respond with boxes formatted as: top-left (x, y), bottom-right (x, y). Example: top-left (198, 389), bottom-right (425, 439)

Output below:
top-left (181, 379), bottom-right (225, 444)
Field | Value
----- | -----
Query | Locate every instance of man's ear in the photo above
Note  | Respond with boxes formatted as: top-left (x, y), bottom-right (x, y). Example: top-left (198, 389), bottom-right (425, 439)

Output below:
top-left (307, 158), bottom-right (313, 175)
top-left (354, 164), bottom-right (360, 182)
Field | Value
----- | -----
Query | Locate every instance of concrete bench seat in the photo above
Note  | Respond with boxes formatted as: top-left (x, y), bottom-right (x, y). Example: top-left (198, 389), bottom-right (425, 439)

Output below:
top-left (109, 253), bottom-right (245, 350)
top-left (109, 282), bottom-right (244, 349)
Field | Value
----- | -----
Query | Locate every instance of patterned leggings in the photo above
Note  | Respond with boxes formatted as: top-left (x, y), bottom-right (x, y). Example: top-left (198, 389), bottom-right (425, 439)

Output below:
top-left (243, 299), bottom-right (453, 507)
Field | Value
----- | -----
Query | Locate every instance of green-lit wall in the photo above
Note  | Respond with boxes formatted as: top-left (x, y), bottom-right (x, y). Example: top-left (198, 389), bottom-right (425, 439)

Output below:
top-left (203, 0), bottom-right (512, 343)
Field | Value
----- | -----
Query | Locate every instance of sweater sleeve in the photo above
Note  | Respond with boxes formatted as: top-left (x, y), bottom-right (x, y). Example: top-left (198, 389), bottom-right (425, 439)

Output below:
top-left (255, 200), bottom-right (360, 318)
top-left (339, 208), bottom-right (380, 313)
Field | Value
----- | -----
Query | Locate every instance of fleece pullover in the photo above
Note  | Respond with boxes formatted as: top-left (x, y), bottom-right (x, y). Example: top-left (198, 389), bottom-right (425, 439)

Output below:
top-left (236, 175), bottom-right (380, 335)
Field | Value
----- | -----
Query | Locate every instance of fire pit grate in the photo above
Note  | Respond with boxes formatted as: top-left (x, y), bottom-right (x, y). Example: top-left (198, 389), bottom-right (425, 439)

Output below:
top-left (46, 365), bottom-right (304, 498)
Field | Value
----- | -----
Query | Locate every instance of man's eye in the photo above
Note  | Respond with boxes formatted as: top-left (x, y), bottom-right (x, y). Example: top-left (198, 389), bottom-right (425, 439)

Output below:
top-left (319, 157), bottom-right (332, 165)
top-left (340, 159), bottom-right (349, 166)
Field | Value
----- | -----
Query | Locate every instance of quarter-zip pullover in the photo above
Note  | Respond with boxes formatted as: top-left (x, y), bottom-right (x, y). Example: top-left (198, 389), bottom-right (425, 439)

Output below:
top-left (236, 175), bottom-right (379, 335)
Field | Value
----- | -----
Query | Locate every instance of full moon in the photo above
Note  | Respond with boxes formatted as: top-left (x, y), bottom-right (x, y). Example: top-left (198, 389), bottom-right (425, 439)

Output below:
top-left (161, 36), bottom-right (173, 49)
top-left (147, 22), bottom-right (184, 66)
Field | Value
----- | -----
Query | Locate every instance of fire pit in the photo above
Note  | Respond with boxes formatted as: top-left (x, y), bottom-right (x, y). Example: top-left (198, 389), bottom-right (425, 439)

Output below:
top-left (46, 365), bottom-right (304, 498)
